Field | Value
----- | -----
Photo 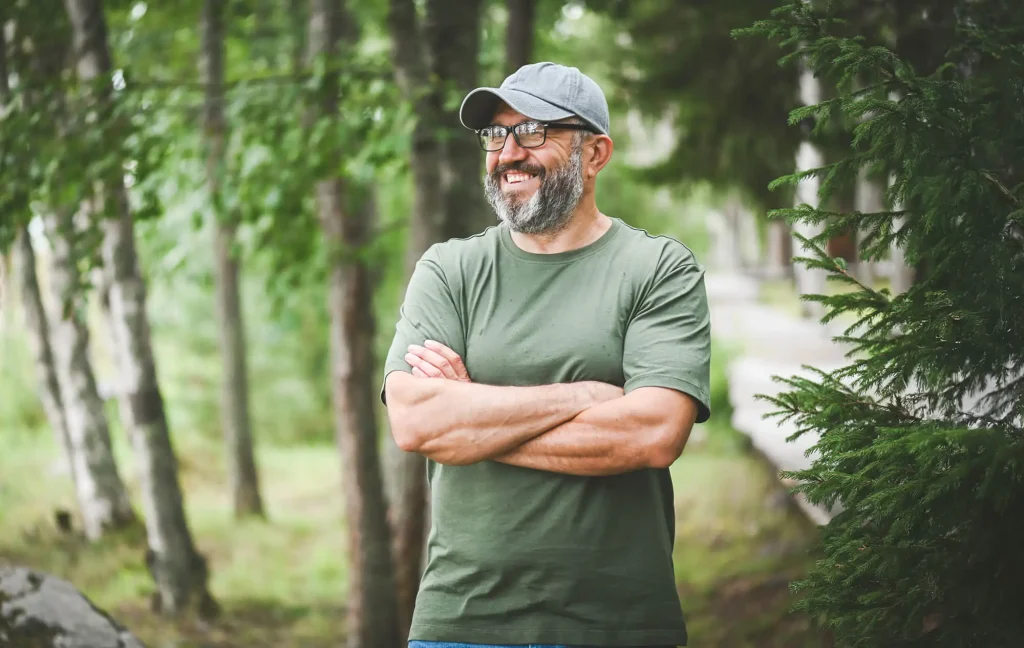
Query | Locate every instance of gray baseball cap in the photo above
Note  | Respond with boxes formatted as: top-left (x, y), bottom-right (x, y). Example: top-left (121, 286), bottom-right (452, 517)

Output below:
top-left (459, 62), bottom-right (611, 135)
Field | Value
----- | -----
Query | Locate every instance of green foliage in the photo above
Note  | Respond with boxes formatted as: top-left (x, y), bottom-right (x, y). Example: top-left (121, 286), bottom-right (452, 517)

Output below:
top-left (741, 1), bottom-right (1024, 645)
top-left (571, 0), bottom-right (801, 212)
top-left (0, 1), bottom-right (172, 252)
top-left (0, 296), bottom-right (48, 435)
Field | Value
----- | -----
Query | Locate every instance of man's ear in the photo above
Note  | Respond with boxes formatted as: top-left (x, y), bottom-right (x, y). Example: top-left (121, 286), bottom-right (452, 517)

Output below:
top-left (585, 135), bottom-right (614, 180)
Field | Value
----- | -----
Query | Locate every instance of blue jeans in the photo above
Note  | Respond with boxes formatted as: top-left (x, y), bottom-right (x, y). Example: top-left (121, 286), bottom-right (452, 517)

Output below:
top-left (409, 644), bottom-right (572, 648)
top-left (403, 638), bottom-right (675, 642)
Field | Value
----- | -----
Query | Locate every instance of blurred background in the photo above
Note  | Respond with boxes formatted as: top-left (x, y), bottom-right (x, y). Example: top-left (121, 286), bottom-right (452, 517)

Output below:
top-left (0, 0), bottom-right (940, 646)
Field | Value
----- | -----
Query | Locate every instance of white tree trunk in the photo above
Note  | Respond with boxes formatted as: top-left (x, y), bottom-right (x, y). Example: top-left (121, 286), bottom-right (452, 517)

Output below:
top-left (886, 93), bottom-right (914, 293)
top-left (15, 229), bottom-right (73, 464)
top-left (791, 63), bottom-right (827, 319)
top-left (854, 168), bottom-right (885, 284)
top-left (92, 262), bottom-right (135, 436)
top-left (103, 188), bottom-right (217, 616)
top-left (888, 215), bottom-right (913, 293)
top-left (41, 210), bottom-right (136, 540)
top-left (63, 0), bottom-right (217, 616)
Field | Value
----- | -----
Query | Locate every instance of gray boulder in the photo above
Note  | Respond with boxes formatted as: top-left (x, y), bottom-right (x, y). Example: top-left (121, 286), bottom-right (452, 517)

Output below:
top-left (0, 567), bottom-right (145, 648)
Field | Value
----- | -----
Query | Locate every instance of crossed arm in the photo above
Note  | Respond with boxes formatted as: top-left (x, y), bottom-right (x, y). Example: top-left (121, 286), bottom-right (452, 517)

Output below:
top-left (384, 341), bottom-right (699, 476)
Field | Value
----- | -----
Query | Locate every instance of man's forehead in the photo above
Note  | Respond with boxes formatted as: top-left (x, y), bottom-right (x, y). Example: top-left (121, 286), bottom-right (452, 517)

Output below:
top-left (490, 102), bottom-right (529, 125)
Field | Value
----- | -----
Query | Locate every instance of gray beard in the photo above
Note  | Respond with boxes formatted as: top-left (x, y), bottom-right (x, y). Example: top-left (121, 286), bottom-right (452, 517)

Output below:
top-left (483, 145), bottom-right (584, 236)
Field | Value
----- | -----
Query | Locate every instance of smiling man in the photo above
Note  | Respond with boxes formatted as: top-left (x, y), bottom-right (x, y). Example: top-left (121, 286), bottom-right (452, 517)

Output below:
top-left (381, 62), bottom-right (711, 648)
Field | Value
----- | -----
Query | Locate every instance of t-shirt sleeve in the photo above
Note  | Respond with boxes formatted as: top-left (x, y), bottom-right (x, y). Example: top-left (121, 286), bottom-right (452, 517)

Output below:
top-left (380, 244), bottom-right (466, 405)
top-left (622, 248), bottom-right (712, 423)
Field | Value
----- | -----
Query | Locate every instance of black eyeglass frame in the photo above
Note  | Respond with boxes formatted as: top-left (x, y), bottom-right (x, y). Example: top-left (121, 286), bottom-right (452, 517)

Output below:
top-left (475, 120), bottom-right (598, 152)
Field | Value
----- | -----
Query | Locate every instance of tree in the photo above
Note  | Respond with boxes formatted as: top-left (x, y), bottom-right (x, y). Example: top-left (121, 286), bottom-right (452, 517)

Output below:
top-left (581, 0), bottom-right (801, 213)
top-left (307, 0), bottom-right (400, 645)
top-left (13, 231), bottom-right (73, 471)
top-left (40, 204), bottom-right (140, 541)
top-left (1, 10), bottom-right (70, 467)
top-left (62, 0), bottom-right (217, 617)
top-left (506, 0), bottom-right (537, 73)
top-left (3, 0), bottom-right (137, 541)
top-left (200, 0), bottom-right (265, 519)
top-left (742, 0), bottom-right (1024, 644)
top-left (789, 2), bottom-right (827, 318)
top-left (385, 0), bottom-right (488, 634)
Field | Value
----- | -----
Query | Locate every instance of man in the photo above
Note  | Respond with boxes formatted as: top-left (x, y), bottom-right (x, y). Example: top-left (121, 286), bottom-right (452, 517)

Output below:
top-left (381, 62), bottom-right (711, 648)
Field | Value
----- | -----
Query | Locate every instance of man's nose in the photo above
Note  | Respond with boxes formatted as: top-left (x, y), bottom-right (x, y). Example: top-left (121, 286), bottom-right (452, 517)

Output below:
top-left (497, 133), bottom-right (528, 165)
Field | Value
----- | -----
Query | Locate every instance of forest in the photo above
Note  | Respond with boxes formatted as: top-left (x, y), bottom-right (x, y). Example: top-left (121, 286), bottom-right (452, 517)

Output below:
top-left (1, 0), bottom-right (1022, 647)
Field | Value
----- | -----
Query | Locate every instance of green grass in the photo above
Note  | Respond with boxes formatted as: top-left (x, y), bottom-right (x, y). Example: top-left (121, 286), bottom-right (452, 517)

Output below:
top-left (1, 426), bottom-right (829, 648)
top-left (0, 433), bottom-right (351, 647)
top-left (0, 332), bottom-right (829, 648)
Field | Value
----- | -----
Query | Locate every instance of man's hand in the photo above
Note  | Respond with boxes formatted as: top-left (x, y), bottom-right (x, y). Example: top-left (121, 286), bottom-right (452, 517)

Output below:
top-left (405, 340), bottom-right (472, 382)
top-left (405, 341), bottom-right (624, 404)
top-left (393, 339), bottom-right (700, 475)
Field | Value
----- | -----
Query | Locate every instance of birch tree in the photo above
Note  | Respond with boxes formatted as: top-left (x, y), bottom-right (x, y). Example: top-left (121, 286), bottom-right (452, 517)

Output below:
top-left (62, 0), bottom-right (217, 616)
top-left (3, 1), bottom-right (135, 540)
top-left (13, 231), bottom-right (73, 467)
top-left (42, 206), bottom-right (139, 541)
top-left (1, 15), bottom-right (71, 464)
top-left (790, 23), bottom-right (828, 319)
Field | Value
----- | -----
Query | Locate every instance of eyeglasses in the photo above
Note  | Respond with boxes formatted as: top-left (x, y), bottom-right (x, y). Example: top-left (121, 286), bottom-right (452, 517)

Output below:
top-left (476, 120), bottom-right (598, 152)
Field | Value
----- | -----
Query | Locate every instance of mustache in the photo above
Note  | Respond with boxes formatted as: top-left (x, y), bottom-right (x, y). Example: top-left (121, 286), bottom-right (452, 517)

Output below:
top-left (490, 162), bottom-right (546, 183)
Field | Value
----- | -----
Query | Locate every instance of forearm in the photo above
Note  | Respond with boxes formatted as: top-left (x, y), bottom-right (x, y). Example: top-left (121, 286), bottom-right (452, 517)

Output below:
top-left (385, 371), bottom-right (614, 465)
top-left (494, 390), bottom-right (693, 476)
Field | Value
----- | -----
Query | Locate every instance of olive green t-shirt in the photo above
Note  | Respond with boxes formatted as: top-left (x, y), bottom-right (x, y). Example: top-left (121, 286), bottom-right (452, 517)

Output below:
top-left (381, 217), bottom-right (711, 647)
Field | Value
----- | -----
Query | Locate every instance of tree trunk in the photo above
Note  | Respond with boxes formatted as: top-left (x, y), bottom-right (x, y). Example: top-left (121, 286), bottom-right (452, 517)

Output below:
top-left (201, 0), bottom-right (264, 519)
top-left (14, 230), bottom-right (75, 472)
top-left (386, 1), bottom-right (487, 634)
top-left (1, 25), bottom-right (73, 466)
top-left (886, 94), bottom-right (914, 293)
top-left (3, 18), bottom-right (134, 538)
top-left (765, 219), bottom-right (793, 279)
top-left (427, 0), bottom-right (490, 237)
top-left (92, 260), bottom-right (135, 436)
top-left (62, 0), bottom-right (217, 617)
top-left (854, 168), bottom-right (885, 284)
top-left (309, 1), bottom-right (400, 645)
top-left (386, 1), bottom-right (444, 636)
top-left (505, 0), bottom-right (536, 74)
top-left (791, 60), bottom-right (827, 319)
top-left (41, 209), bottom-right (137, 540)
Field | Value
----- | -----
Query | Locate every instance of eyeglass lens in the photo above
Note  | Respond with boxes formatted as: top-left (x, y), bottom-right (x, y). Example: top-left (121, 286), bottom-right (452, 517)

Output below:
top-left (479, 122), bottom-right (547, 151)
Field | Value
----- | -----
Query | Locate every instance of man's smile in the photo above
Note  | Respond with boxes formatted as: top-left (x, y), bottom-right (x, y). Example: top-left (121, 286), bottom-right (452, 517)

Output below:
top-left (502, 171), bottom-right (540, 192)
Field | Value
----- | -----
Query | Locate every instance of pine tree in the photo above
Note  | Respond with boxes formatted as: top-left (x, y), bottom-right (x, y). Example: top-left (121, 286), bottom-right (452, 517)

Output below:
top-left (740, 1), bottom-right (1024, 645)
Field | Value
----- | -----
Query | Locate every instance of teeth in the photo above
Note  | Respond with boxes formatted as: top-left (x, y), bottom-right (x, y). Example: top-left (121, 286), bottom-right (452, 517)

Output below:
top-left (505, 172), bottom-right (535, 184)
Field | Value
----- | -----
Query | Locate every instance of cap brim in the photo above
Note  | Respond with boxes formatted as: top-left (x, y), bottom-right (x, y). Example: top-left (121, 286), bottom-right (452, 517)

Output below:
top-left (459, 88), bottom-right (575, 130)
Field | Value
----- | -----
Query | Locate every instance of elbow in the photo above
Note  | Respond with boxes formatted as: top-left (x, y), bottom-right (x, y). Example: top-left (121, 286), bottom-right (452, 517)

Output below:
top-left (387, 400), bottom-right (427, 453)
top-left (391, 418), bottom-right (423, 453)
top-left (647, 423), bottom-right (690, 469)
top-left (384, 372), bottom-right (427, 453)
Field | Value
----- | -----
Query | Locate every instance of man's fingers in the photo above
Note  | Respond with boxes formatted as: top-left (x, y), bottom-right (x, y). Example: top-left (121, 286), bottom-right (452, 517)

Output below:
top-left (423, 340), bottom-right (471, 381)
top-left (407, 345), bottom-right (458, 380)
top-left (411, 367), bottom-right (429, 378)
top-left (405, 352), bottom-right (444, 378)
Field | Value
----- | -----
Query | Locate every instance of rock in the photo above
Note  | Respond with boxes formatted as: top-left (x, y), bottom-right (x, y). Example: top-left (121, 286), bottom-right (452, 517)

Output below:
top-left (0, 566), bottom-right (146, 648)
